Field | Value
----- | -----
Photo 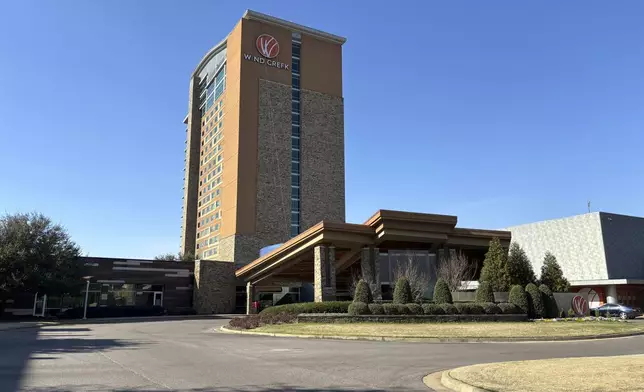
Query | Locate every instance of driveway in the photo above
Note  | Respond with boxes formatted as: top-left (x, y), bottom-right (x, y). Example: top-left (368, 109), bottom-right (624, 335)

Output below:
top-left (2, 318), bottom-right (644, 391)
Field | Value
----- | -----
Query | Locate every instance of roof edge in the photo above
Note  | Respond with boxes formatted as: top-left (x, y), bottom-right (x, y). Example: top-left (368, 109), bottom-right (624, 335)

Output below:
top-left (243, 9), bottom-right (346, 45)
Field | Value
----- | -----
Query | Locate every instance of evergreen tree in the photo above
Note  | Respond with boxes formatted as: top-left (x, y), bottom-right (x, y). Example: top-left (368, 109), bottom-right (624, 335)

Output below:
top-left (507, 242), bottom-right (536, 286)
top-left (433, 278), bottom-right (453, 304)
top-left (540, 252), bottom-right (570, 292)
top-left (353, 279), bottom-right (373, 304)
top-left (479, 237), bottom-right (510, 291)
top-left (393, 277), bottom-right (413, 304)
top-left (475, 281), bottom-right (495, 303)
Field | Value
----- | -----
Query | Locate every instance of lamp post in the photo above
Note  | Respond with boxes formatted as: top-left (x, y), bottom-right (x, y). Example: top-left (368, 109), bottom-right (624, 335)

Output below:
top-left (82, 276), bottom-right (93, 320)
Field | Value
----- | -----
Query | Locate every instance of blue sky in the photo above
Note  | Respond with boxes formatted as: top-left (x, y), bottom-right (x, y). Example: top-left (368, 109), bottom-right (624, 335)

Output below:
top-left (1, 1), bottom-right (643, 258)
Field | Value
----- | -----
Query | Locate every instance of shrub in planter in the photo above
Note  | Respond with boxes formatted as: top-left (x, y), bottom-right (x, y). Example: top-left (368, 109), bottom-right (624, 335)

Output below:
top-left (525, 283), bottom-right (545, 319)
top-left (368, 303), bottom-right (384, 315)
top-left (406, 303), bottom-right (423, 315)
top-left (538, 284), bottom-right (557, 318)
top-left (382, 303), bottom-right (399, 315)
top-left (482, 302), bottom-right (502, 315)
top-left (422, 303), bottom-right (445, 315)
top-left (455, 303), bottom-right (484, 314)
top-left (497, 302), bottom-right (521, 314)
top-left (393, 277), bottom-right (413, 304)
top-left (441, 303), bottom-right (458, 315)
top-left (348, 302), bottom-right (370, 315)
top-left (353, 279), bottom-right (373, 304)
top-left (509, 285), bottom-right (529, 314)
top-left (475, 281), bottom-right (495, 303)
top-left (396, 304), bottom-right (411, 315)
top-left (433, 279), bottom-right (453, 304)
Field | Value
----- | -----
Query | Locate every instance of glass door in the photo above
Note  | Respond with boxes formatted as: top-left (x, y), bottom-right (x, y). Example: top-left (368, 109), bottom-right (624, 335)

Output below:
top-left (153, 292), bottom-right (163, 307)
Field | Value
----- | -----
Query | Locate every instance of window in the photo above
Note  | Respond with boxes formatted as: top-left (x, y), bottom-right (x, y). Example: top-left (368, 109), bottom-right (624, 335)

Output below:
top-left (291, 225), bottom-right (299, 237)
top-left (291, 211), bottom-right (299, 225)
top-left (292, 75), bottom-right (300, 89)
top-left (291, 199), bottom-right (300, 211)
top-left (292, 58), bottom-right (300, 74)
top-left (292, 100), bottom-right (300, 112)
top-left (292, 89), bottom-right (300, 101)
top-left (291, 161), bottom-right (300, 174)
top-left (292, 124), bottom-right (300, 137)
top-left (291, 136), bottom-right (300, 150)
top-left (291, 176), bottom-right (299, 187)
top-left (291, 149), bottom-right (300, 161)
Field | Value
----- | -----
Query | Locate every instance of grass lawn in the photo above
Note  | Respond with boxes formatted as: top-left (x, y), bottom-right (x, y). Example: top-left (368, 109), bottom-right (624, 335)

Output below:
top-left (254, 322), bottom-right (644, 339)
top-left (449, 355), bottom-right (644, 392)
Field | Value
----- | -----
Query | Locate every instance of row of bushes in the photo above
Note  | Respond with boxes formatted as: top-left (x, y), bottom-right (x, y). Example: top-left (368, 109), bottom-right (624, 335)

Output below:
top-left (348, 301), bottom-right (522, 316)
top-left (229, 312), bottom-right (297, 330)
top-left (259, 301), bottom-right (351, 316)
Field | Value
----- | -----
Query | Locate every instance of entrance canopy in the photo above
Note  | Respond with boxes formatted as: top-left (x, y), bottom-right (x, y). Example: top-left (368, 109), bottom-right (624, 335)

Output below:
top-left (236, 210), bottom-right (510, 286)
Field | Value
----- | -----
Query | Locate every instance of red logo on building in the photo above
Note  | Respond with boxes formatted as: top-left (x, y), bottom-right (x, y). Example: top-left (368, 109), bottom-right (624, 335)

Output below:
top-left (572, 295), bottom-right (588, 316)
top-left (256, 34), bottom-right (280, 59)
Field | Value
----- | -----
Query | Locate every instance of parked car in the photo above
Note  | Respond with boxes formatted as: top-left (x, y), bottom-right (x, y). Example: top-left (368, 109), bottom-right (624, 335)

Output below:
top-left (590, 303), bottom-right (642, 319)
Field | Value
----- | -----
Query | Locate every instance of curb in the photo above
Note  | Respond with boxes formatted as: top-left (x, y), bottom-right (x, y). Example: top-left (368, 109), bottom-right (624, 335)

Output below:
top-left (218, 326), bottom-right (644, 343)
top-left (440, 371), bottom-right (491, 392)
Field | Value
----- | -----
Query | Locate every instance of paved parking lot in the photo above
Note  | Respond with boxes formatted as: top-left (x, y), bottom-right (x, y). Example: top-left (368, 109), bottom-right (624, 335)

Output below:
top-left (2, 318), bottom-right (644, 391)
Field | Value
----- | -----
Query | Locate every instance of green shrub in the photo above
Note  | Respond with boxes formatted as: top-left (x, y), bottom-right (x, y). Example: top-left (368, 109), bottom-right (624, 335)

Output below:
top-left (509, 285), bottom-right (529, 314)
top-left (559, 309), bottom-right (566, 318)
top-left (475, 281), bottom-right (495, 303)
top-left (422, 303), bottom-right (445, 315)
top-left (482, 302), bottom-right (502, 315)
top-left (396, 304), bottom-right (410, 315)
top-left (382, 303), bottom-right (399, 315)
top-left (525, 283), bottom-right (545, 319)
top-left (497, 302), bottom-right (521, 314)
top-left (441, 303), bottom-right (458, 315)
top-left (228, 312), bottom-right (297, 330)
top-left (393, 277), bottom-right (413, 304)
top-left (406, 303), bottom-right (423, 315)
top-left (368, 303), bottom-right (384, 315)
top-left (538, 284), bottom-right (557, 318)
top-left (455, 303), bottom-right (484, 315)
top-left (568, 308), bottom-right (575, 318)
top-left (259, 301), bottom-right (351, 316)
top-left (348, 302), bottom-right (370, 315)
top-left (433, 278), bottom-right (453, 304)
top-left (353, 279), bottom-right (373, 304)
top-left (594, 308), bottom-right (600, 318)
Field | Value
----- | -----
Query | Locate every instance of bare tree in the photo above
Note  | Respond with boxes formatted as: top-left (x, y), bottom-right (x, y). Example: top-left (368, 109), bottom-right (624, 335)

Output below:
top-left (392, 255), bottom-right (430, 303)
top-left (437, 251), bottom-right (475, 292)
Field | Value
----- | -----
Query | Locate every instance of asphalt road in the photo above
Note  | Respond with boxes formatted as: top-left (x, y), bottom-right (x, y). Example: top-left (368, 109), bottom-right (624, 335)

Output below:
top-left (2, 318), bottom-right (644, 392)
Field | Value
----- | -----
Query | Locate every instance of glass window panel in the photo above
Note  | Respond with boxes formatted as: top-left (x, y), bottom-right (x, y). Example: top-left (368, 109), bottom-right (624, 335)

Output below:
top-left (291, 161), bottom-right (300, 174)
top-left (292, 100), bottom-right (300, 112)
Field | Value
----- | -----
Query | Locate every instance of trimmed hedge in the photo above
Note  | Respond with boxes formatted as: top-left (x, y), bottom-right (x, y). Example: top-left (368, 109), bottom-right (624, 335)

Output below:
top-left (433, 279), bottom-right (453, 304)
top-left (228, 312), bottom-right (297, 330)
top-left (481, 302), bottom-right (502, 315)
top-left (383, 303), bottom-right (399, 315)
top-left (368, 303), bottom-right (384, 315)
top-left (422, 303), bottom-right (445, 315)
top-left (441, 303), bottom-right (458, 315)
top-left (525, 283), bottom-right (545, 319)
top-left (539, 284), bottom-right (557, 318)
top-left (353, 279), bottom-right (373, 304)
top-left (393, 277), bottom-right (413, 304)
top-left (475, 281), bottom-right (495, 303)
top-left (509, 285), bottom-right (529, 314)
top-left (259, 301), bottom-right (351, 316)
top-left (455, 303), bottom-right (484, 315)
top-left (348, 302), bottom-right (370, 315)
top-left (498, 302), bottom-right (521, 314)
top-left (407, 303), bottom-right (423, 315)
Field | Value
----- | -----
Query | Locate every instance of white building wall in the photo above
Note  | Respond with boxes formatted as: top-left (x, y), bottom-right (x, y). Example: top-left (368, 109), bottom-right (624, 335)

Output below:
top-left (506, 212), bottom-right (608, 281)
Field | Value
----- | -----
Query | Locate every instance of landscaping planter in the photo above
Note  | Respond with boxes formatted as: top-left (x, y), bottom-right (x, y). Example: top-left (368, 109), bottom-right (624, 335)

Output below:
top-left (296, 313), bottom-right (527, 323)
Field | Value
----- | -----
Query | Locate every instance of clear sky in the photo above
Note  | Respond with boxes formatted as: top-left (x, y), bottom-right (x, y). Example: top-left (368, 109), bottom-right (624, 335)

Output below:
top-left (1, 1), bottom-right (643, 258)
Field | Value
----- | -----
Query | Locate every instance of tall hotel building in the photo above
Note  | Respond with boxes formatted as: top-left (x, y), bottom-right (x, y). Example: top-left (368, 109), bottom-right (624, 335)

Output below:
top-left (181, 10), bottom-right (346, 266)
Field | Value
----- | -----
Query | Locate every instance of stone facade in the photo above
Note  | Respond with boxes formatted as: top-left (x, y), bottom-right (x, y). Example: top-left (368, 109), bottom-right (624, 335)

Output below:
top-left (193, 260), bottom-right (236, 314)
top-left (360, 247), bottom-right (381, 300)
top-left (313, 245), bottom-right (336, 302)
top-left (300, 89), bottom-right (345, 229)
top-left (507, 213), bottom-right (609, 281)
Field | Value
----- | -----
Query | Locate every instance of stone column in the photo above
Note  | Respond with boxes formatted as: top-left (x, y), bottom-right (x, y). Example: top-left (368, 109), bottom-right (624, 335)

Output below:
top-left (360, 246), bottom-right (381, 300)
top-left (314, 245), bottom-right (336, 302)
top-left (246, 282), bottom-right (255, 315)
top-left (606, 285), bottom-right (618, 304)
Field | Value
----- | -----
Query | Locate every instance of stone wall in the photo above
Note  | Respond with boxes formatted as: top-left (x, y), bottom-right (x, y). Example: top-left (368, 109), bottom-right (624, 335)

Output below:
top-left (300, 89), bottom-right (345, 229)
top-left (193, 260), bottom-right (236, 314)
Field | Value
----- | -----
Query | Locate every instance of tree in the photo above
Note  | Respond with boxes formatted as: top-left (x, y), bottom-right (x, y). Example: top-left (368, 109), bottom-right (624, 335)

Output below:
top-left (475, 281), bottom-right (495, 303)
top-left (479, 237), bottom-right (510, 291)
top-left (539, 284), bottom-right (558, 318)
top-left (437, 251), bottom-right (475, 292)
top-left (506, 242), bottom-right (536, 286)
top-left (154, 252), bottom-right (195, 262)
top-left (540, 252), bottom-right (570, 292)
top-left (433, 278), bottom-right (453, 304)
top-left (525, 283), bottom-right (545, 319)
top-left (393, 255), bottom-right (430, 303)
top-left (508, 285), bottom-right (528, 314)
top-left (392, 277), bottom-right (412, 304)
top-left (0, 213), bottom-right (82, 312)
top-left (353, 279), bottom-right (373, 304)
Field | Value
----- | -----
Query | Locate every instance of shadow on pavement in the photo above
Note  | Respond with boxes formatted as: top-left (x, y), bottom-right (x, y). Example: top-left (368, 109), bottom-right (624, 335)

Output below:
top-left (20, 387), bottom-right (406, 391)
top-left (0, 326), bottom-right (145, 392)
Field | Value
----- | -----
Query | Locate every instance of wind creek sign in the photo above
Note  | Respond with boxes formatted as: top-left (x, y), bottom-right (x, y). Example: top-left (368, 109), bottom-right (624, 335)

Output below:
top-left (571, 295), bottom-right (589, 316)
top-left (243, 34), bottom-right (290, 70)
